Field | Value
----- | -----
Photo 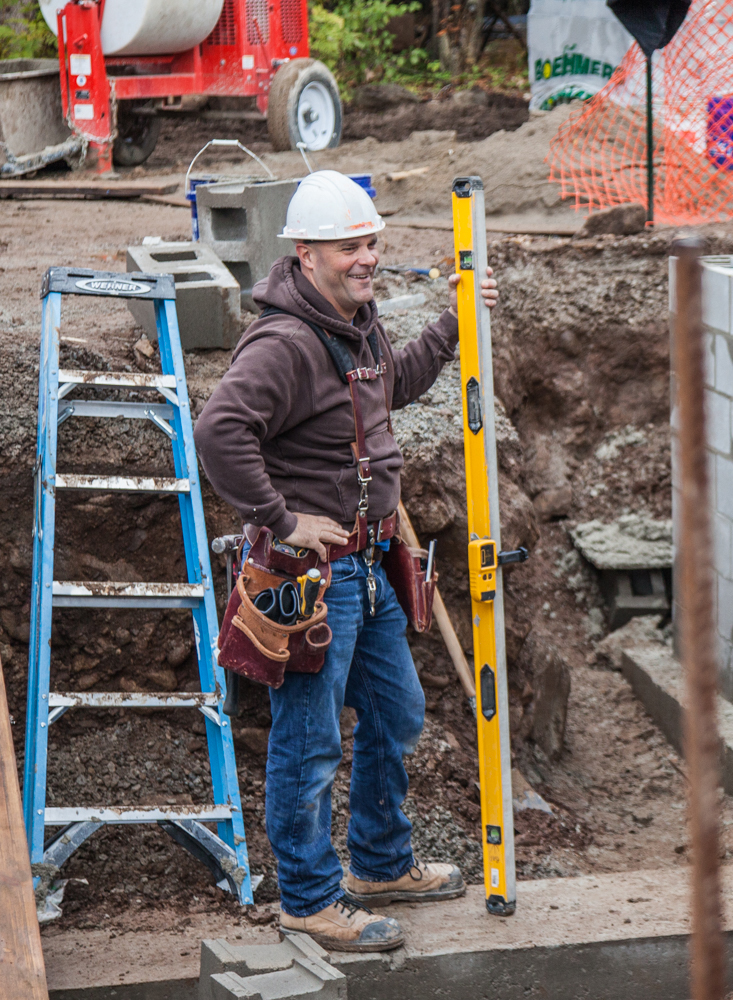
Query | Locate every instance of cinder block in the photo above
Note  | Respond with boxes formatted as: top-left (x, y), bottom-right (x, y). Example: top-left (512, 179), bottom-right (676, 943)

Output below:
top-left (702, 264), bottom-right (731, 334)
top-left (719, 575), bottom-right (733, 642)
top-left (126, 240), bottom-right (240, 350)
top-left (196, 178), bottom-right (300, 310)
top-left (209, 956), bottom-right (347, 1000)
top-left (600, 569), bottom-right (669, 631)
top-left (705, 389), bottom-right (731, 454)
top-left (199, 934), bottom-right (331, 1000)
top-left (705, 331), bottom-right (716, 388)
top-left (716, 453), bottom-right (733, 520)
top-left (716, 333), bottom-right (733, 396)
top-left (714, 513), bottom-right (733, 581)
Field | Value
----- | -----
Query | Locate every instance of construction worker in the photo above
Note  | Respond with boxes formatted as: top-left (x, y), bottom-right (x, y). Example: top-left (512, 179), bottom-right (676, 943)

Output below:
top-left (194, 171), bottom-right (498, 952)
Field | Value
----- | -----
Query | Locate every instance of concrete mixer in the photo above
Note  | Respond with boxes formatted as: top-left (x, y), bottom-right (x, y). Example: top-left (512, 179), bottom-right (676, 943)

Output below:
top-left (40, 0), bottom-right (341, 171)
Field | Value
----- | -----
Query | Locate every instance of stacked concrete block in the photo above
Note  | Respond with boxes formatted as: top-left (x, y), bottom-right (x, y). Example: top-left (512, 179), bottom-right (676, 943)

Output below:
top-left (126, 240), bottom-right (241, 350)
top-left (199, 933), bottom-right (346, 1000)
top-left (670, 255), bottom-right (733, 699)
top-left (196, 178), bottom-right (299, 310)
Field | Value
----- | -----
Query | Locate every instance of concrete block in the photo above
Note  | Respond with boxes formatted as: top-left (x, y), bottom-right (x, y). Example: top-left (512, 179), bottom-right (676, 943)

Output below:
top-left (199, 935), bottom-right (330, 1000)
top-left (702, 263), bottom-right (731, 334)
top-left (126, 241), bottom-right (241, 350)
top-left (719, 575), bottom-right (733, 642)
top-left (716, 453), bottom-right (733, 519)
top-left (705, 331), bottom-right (716, 388)
top-left (599, 569), bottom-right (669, 630)
top-left (196, 178), bottom-right (300, 310)
top-left (210, 956), bottom-right (347, 1000)
top-left (705, 388), bottom-right (732, 454)
top-left (716, 333), bottom-right (733, 396)
top-left (715, 513), bottom-right (733, 580)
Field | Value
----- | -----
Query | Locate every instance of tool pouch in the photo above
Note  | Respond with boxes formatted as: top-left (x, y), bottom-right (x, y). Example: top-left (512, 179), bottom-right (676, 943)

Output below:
top-left (218, 539), bottom-right (331, 689)
top-left (382, 535), bottom-right (437, 633)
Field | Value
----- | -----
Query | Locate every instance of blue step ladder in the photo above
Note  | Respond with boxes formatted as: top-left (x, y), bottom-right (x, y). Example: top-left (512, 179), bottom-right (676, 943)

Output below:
top-left (24, 267), bottom-right (253, 904)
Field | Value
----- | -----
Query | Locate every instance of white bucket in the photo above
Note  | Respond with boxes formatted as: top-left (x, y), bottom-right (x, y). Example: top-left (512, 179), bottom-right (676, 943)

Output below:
top-left (40, 0), bottom-right (225, 57)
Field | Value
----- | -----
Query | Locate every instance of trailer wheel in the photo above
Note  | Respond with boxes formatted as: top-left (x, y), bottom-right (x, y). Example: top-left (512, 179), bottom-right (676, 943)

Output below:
top-left (113, 102), bottom-right (161, 167)
top-left (267, 58), bottom-right (342, 153)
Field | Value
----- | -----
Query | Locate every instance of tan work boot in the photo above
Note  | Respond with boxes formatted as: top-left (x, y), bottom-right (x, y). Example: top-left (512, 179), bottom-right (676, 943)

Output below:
top-left (345, 859), bottom-right (466, 906)
top-left (280, 895), bottom-right (404, 953)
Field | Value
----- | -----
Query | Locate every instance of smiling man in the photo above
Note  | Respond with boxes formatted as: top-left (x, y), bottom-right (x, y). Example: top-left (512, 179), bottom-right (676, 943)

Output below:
top-left (194, 171), bottom-right (497, 952)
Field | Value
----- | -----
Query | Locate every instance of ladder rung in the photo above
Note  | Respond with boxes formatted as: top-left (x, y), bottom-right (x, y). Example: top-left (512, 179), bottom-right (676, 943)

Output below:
top-left (45, 805), bottom-right (233, 825)
top-left (59, 369), bottom-right (177, 390)
top-left (56, 474), bottom-right (190, 493)
top-left (57, 400), bottom-right (173, 420)
top-left (48, 692), bottom-right (218, 708)
top-left (52, 581), bottom-right (204, 608)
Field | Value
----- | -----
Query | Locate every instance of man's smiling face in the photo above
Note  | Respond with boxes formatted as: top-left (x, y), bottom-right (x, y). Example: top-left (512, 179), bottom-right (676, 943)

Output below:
top-left (296, 234), bottom-right (380, 321)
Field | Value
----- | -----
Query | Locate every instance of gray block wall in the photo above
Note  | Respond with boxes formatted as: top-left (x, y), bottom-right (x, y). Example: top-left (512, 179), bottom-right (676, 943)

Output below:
top-left (670, 255), bottom-right (733, 700)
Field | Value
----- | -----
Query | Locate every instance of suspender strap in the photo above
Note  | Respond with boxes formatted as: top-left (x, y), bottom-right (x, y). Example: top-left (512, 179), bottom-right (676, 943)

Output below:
top-left (259, 306), bottom-right (386, 544)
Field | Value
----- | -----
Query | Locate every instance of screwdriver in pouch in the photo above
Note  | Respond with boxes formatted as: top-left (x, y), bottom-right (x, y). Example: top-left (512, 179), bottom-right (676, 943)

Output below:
top-left (299, 568), bottom-right (322, 619)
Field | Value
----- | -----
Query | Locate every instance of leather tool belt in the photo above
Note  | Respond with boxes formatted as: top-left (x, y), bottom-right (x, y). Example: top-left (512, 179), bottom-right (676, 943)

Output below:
top-left (218, 530), bottom-right (333, 689)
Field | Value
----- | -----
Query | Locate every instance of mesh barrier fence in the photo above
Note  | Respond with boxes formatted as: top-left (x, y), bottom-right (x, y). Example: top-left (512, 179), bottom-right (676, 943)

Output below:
top-left (547, 0), bottom-right (733, 225)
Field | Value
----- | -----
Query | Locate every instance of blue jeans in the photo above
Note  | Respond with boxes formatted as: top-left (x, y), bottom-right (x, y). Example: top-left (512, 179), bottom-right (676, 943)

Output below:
top-left (259, 551), bottom-right (426, 917)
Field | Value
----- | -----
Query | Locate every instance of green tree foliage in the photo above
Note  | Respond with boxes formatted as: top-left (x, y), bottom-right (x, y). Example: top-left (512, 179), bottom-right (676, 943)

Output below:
top-left (309, 0), bottom-right (426, 90)
top-left (0, 1), bottom-right (57, 60)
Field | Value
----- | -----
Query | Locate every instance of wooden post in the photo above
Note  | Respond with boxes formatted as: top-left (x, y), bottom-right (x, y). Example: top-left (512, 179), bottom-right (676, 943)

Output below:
top-left (0, 656), bottom-right (48, 1000)
top-left (673, 237), bottom-right (725, 1000)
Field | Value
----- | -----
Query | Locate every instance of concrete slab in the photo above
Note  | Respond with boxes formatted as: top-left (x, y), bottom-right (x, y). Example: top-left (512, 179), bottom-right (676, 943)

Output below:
top-left (620, 643), bottom-right (733, 794)
top-left (44, 866), bottom-right (733, 1000)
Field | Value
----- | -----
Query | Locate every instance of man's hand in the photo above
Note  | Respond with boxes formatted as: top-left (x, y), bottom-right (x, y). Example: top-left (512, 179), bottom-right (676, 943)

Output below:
top-left (448, 266), bottom-right (498, 317)
top-left (283, 513), bottom-right (350, 561)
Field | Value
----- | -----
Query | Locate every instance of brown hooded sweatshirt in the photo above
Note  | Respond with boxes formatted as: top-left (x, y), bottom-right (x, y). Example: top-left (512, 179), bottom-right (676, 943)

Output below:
top-left (193, 256), bottom-right (459, 539)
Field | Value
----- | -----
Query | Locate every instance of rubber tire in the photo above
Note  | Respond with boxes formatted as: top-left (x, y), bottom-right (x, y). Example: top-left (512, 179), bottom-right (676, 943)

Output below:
top-left (267, 58), bottom-right (342, 153)
top-left (113, 102), bottom-right (162, 167)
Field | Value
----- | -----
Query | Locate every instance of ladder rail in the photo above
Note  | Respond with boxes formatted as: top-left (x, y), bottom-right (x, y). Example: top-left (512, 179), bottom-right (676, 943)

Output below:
top-left (155, 297), bottom-right (249, 869)
top-left (24, 291), bottom-right (61, 860)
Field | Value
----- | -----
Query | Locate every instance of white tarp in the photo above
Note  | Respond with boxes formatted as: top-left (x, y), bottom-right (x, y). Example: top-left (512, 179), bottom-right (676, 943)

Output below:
top-left (528, 0), bottom-right (633, 111)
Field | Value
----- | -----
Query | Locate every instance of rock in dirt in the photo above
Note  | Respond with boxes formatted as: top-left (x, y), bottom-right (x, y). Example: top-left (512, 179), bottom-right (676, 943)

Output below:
top-left (590, 614), bottom-right (667, 671)
top-left (520, 631), bottom-right (571, 760)
top-left (453, 88), bottom-right (489, 109)
top-left (576, 203), bottom-right (646, 237)
top-left (570, 514), bottom-right (673, 570)
top-left (352, 83), bottom-right (420, 111)
top-left (533, 484), bottom-right (573, 521)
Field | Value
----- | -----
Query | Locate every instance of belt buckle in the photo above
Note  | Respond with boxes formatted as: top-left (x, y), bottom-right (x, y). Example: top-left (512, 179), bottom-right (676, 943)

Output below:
top-left (376, 517), bottom-right (384, 542)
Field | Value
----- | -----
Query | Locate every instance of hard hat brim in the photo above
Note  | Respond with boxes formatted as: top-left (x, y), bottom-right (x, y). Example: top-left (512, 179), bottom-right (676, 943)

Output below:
top-left (277, 218), bottom-right (387, 240)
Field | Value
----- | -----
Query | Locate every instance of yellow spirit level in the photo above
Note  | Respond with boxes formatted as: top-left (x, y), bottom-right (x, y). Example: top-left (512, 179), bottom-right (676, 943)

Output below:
top-left (452, 176), bottom-right (516, 916)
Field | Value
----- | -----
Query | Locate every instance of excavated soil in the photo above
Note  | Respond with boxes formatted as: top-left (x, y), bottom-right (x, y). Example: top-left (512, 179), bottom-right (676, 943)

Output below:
top-left (147, 90), bottom-right (529, 170)
top-left (3, 150), bottom-right (733, 934)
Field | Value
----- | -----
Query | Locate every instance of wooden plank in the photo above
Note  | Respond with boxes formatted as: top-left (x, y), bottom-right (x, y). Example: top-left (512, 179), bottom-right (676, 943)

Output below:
top-left (0, 656), bottom-right (48, 1000)
top-left (0, 179), bottom-right (179, 200)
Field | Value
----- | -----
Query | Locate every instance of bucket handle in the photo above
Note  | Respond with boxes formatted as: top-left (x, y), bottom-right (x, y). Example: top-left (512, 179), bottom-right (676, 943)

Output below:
top-left (185, 138), bottom-right (275, 193)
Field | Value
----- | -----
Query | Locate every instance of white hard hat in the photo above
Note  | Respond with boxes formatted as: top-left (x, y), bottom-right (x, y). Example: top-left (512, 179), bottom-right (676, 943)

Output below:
top-left (278, 170), bottom-right (385, 241)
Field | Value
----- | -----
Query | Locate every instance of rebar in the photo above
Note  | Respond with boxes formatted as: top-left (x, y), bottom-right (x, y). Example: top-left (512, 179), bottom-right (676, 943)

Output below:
top-left (673, 236), bottom-right (725, 1000)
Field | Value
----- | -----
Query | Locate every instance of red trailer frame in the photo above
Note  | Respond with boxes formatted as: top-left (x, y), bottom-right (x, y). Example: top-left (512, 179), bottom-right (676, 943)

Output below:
top-left (56, 0), bottom-right (309, 172)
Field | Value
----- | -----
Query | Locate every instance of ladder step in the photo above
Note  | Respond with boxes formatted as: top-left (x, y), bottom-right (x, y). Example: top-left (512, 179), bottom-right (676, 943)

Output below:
top-left (45, 805), bottom-right (233, 825)
top-left (59, 369), bottom-right (177, 390)
top-left (52, 581), bottom-right (204, 608)
top-left (56, 474), bottom-right (190, 493)
top-left (57, 399), bottom-right (173, 421)
top-left (48, 692), bottom-right (218, 708)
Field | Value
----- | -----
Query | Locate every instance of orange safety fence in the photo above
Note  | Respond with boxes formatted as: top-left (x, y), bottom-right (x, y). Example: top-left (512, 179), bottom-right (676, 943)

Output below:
top-left (547, 0), bottom-right (733, 225)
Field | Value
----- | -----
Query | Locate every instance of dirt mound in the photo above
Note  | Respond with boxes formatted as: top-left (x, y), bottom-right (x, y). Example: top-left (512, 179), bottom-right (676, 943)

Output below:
top-left (343, 91), bottom-right (529, 144)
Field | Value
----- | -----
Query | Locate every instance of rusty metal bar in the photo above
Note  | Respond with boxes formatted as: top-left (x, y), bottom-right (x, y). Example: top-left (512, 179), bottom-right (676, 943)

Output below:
top-left (673, 236), bottom-right (725, 1000)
